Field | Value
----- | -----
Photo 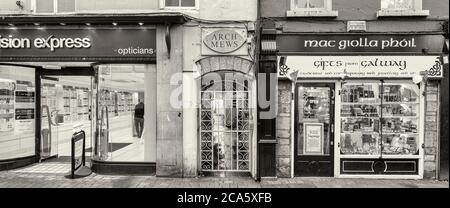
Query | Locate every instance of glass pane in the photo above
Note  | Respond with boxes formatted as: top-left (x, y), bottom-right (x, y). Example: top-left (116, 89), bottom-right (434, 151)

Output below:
top-left (381, 83), bottom-right (420, 155)
top-left (36, 0), bottom-right (55, 13)
top-left (57, 0), bottom-right (75, 13)
top-left (97, 64), bottom-right (151, 162)
top-left (0, 66), bottom-right (36, 160)
top-left (381, 0), bottom-right (413, 9)
top-left (297, 86), bottom-right (331, 155)
top-left (309, 0), bottom-right (325, 8)
top-left (395, 0), bottom-right (413, 9)
top-left (296, 0), bottom-right (308, 8)
top-left (165, 0), bottom-right (180, 6)
top-left (340, 83), bottom-right (381, 155)
top-left (41, 79), bottom-right (60, 159)
top-left (40, 76), bottom-right (92, 159)
top-left (181, 0), bottom-right (195, 7)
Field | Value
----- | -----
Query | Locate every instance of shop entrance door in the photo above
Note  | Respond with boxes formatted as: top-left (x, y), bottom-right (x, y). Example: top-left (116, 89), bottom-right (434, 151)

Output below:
top-left (294, 83), bottom-right (335, 177)
top-left (37, 67), bottom-right (95, 162)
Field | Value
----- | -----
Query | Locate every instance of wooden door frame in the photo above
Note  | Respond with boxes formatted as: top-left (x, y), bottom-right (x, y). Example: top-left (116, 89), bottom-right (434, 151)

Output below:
top-left (294, 82), bottom-right (335, 177)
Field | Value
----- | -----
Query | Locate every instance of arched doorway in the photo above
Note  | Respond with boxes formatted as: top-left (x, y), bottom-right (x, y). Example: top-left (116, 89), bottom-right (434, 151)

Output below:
top-left (199, 70), bottom-right (253, 172)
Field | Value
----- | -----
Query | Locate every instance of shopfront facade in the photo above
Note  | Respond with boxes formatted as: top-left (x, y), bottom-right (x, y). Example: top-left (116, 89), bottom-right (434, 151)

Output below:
top-left (259, 0), bottom-right (448, 179)
top-left (0, 15), bottom-right (187, 175)
top-left (273, 34), bottom-right (446, 179)
top-left (0, 0), bottom-right (259, 178)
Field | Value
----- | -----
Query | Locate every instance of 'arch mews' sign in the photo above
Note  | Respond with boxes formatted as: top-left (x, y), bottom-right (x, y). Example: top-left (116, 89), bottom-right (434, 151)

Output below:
top-left (202, 28), bottom-right (247, 55)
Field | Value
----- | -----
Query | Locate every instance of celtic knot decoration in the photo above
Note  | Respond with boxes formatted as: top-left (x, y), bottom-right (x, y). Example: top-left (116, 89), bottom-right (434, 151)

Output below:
top-left (279, 64), bottom-right (290, 76)
top-left (428, 58), bottom-right (442, 77)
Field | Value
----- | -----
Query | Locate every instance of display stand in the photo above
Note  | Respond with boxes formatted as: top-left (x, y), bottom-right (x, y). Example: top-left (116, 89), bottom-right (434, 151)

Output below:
top-left (65, 130), bottom-right (92, 179)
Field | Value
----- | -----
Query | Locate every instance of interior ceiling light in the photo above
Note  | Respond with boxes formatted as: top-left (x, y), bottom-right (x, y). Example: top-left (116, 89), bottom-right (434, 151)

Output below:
top-left (138, 22), bottom-right (144, 26)
top-left (85, 23), bottom-right (91, 26)
top-left (60, 23), bottom-right (66, 26)
top-left (112, 22), bottom-right (118, 26)
top-left (34, 23), bottom-right (40, 26)
top-left (8, 23), bottom-right (14, 26)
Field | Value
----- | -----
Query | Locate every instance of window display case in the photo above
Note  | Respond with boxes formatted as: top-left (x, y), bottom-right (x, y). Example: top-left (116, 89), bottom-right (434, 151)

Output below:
top-left (340, 82), bottom-right (420, 157)
top-left (340, 82), bottom-right (381, 155)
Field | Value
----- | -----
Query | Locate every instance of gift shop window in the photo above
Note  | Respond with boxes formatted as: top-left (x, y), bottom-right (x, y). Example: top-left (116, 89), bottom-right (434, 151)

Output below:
top-left (340, 81), bottom-right (421, 157)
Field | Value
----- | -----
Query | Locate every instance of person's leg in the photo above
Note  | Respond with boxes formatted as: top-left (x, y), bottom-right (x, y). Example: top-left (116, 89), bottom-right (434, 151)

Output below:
top-left (138, 118), bottom-right (144, 138)
top-left (134, 118), bottom-right (140, 138)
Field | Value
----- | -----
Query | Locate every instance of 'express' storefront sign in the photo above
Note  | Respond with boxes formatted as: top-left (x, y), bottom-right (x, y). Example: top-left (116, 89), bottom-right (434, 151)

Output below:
top-left (277, 34), bottom-right (445, 54)
top-left (0, 28), bottom-right (156, 61)
top-left (278, 56), bottom-right (443, 78)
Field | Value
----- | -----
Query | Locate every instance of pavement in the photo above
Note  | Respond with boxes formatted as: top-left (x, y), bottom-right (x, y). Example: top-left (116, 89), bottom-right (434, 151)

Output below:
top-left (0, 162), bottom-right (448, 188)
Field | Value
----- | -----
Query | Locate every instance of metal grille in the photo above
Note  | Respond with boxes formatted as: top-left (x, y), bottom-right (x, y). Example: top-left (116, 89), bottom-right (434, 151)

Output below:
top-left (200, 81), bottom-right (250, 172)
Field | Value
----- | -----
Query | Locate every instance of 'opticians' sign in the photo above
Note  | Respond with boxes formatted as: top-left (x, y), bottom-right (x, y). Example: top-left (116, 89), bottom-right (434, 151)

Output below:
top-left (0, 28), bottom-right (156, 61)
top-left (278, 56), bottom-right (443, 79)
top-left (277, 34), bottom-right (445, 54)
top-left (202, 28), bottom-right (248, 55)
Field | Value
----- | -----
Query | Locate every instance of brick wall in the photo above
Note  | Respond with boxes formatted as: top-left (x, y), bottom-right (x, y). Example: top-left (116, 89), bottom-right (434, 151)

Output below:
top-left (424, 81), bottom-right (440, 179)
top-left (276, 80), bottom-right (292, 177)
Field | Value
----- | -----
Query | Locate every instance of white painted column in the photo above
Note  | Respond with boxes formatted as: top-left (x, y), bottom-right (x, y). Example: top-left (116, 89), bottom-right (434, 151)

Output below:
top-left (182, 71), bottom-right (198, 176)
top-left (144, 64), bottom-right (157, 162)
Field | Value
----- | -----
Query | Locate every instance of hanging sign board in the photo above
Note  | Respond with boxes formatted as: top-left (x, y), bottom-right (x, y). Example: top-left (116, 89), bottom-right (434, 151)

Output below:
top-left (278, 56), bottom-right (443, 79)
top-left (0, 28), bottom-right (156, 61)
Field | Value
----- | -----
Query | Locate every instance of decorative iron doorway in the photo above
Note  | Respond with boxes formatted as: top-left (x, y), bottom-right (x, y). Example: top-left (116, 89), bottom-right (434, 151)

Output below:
top-left (200, 72), bottom-right (251, 172)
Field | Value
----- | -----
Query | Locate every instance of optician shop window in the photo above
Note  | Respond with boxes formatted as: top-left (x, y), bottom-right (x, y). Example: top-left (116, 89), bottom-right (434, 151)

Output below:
top-left (0, 66), bottom-right (36, 160)
top-left (287, 0), bottom-right (338, 17)
top-left (33, 0), bottom-right (76, 14)
top-left (377, 0), bottom-right (429, 17)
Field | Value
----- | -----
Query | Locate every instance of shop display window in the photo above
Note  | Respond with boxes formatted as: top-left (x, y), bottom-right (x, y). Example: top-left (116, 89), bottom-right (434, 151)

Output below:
top-left (340, 82), bottom-right (420, 156)
top-left (0, 66), bottom-right (36, 160)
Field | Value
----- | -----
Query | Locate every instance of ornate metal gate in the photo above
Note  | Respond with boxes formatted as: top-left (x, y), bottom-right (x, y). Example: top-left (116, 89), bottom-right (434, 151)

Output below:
top-left (200, 75), bottom-right (250, 172)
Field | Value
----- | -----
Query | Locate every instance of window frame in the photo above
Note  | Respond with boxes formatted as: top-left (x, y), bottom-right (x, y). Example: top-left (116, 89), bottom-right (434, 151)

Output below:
top-left (160, 0), bottom-right (199, 10)
top-left (287, 0), bottom-right (338, 17)
top-left (377, 0), bottom-right (429, 17)
top-left (32, 0), bottom-right (77, 15)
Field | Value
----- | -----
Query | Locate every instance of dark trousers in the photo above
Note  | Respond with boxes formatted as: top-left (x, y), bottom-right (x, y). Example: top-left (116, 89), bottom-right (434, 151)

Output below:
top-left (135, 117), bottom-right (144, 138)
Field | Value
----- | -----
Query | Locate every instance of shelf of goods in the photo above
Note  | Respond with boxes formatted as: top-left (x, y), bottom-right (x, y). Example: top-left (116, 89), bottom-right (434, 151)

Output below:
top-left (340, 83), bottom-right (420, 157)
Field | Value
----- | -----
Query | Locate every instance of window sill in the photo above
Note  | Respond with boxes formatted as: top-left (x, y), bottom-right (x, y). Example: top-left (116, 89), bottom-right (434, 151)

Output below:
top-left (377, 10), bottom-right (429, 17)
top-left (286, 10), bottom-right (338, 17)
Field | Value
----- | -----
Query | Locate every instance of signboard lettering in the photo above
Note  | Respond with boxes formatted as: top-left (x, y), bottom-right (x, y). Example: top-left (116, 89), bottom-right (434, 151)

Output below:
top-left (278, 56), bottom-right (443, 78)
top-left (278, 35), bottom-right (445, 54)
top-left (0, 28), bottom-right (156, 61)
top-left (202, 28), bottom-right (247, 55)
